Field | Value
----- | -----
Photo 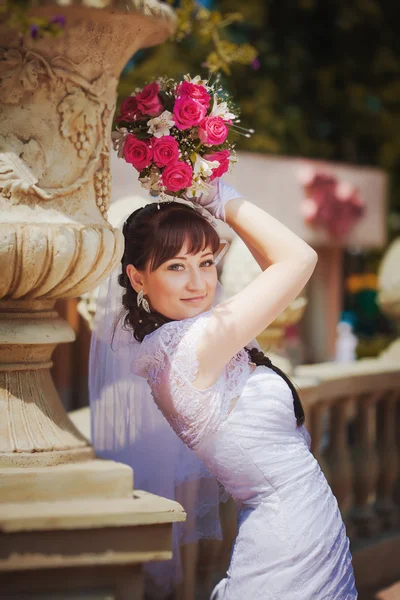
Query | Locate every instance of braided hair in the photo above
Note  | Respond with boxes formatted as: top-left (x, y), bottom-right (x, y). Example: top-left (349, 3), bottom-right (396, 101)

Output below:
top-left (245, 347), bottom-right (305, 427)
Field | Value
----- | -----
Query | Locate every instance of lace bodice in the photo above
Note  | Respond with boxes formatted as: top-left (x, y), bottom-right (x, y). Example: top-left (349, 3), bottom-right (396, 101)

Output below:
top-left (132, 310), bottom-right (255, 449)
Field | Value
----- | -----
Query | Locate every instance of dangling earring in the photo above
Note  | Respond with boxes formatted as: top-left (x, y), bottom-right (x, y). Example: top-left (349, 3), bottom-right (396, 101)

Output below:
top-left (137, 289), bottom-right (151, 313)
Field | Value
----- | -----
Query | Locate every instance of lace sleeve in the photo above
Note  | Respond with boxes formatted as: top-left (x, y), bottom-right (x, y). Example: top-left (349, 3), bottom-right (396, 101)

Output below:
top-left (143, 311), bottom-right (252, 450)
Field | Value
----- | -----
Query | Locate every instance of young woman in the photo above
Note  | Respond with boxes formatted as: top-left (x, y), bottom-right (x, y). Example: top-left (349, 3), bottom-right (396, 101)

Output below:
top-left (91, 179), bottom-right (357, 599)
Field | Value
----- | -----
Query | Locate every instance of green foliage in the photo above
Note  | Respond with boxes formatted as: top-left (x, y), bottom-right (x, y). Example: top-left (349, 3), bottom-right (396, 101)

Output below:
top-left (161, 0), bottom-right (257, 74)
top-left (224, 0), bottom-right (399, 225)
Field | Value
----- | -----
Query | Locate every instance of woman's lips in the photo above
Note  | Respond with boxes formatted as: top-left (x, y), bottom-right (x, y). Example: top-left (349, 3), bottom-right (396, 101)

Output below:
top-left (181, 295), bottom-right (206, 302)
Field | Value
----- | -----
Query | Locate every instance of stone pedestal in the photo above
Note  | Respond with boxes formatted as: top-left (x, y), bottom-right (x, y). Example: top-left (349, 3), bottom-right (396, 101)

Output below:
top-left (0, 489), bottom-right (185, 599)
top-left (0, 2), bottom-right (184, 597)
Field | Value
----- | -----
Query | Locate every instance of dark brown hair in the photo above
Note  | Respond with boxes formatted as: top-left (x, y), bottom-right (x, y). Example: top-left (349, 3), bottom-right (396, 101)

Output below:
top-left (118, 200), bottom-right (305, 427)
top-left (118, 201), bottom-right (220, 342)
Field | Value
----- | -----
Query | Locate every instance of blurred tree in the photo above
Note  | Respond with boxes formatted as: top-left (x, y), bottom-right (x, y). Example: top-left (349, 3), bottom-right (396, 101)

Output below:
top-left (222, 0), bottom-right (399, 236)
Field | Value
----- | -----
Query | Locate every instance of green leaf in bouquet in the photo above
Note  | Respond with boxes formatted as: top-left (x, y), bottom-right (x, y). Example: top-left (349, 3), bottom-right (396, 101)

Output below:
top-left (130, 129), bottom-right (152, 141)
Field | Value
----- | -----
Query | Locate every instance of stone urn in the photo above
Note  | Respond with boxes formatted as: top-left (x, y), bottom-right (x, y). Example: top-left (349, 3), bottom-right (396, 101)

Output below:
top-left (0, 0), bottom-right (175, 472)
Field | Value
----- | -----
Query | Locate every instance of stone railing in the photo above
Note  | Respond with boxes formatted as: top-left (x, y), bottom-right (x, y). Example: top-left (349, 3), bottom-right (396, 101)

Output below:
top-left (295, 361), bottom-right (400, 598)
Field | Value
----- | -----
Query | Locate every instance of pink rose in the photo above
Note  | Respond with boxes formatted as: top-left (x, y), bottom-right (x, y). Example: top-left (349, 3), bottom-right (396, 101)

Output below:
top-left (136, 83), bottom-right (163, 117)
top-left (162, 161), bottom-right (193, 192)
top-left (198, 116), bottom-right (229, 146)
top-left (118, 96), bottom-right (141, 122)
top-left (123, 134), bottom-right (152, 171)
top-left (173, 96), bottom-right (207, 130)
top-left (204, 150), bottom-right (230, 180)
top-left (176, 81), bottom-right (211, 109)
top-left (152, 136), bottom-right (180, 168)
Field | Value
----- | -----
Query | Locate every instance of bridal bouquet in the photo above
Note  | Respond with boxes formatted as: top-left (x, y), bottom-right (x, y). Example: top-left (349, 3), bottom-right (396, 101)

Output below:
top-left (112, 75), bottom-right (248, 200)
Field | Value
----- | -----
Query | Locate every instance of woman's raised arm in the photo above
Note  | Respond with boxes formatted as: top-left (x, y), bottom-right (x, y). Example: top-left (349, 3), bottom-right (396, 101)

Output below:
top-left (194, 197), bottom-right (318, 389)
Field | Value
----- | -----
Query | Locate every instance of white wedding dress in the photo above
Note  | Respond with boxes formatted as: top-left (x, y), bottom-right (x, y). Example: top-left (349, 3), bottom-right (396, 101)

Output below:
top-left (133, 310), bottom-right (358, 600)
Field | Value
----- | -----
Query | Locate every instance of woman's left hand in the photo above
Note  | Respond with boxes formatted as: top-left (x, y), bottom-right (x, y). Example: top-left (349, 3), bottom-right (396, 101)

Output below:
top-left (191, 179), bottom-right (243, 222)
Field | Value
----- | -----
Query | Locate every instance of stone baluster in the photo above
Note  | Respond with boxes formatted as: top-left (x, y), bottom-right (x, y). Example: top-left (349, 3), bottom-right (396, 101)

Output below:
top-left (376, 391), bottom-right (399, 528)
top-left (325, 396), bottom-right (354, 531)
top-left (175, 479), bottom-right (200, 600)
top-left (377, 238), bottom-right (400, 511)
top-left (351, 392), bottom-right (381, 537)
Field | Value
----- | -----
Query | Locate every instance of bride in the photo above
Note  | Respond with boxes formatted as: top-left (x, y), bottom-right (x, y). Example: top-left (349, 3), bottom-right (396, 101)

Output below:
top-left (90, 178), bottom-right (357, 599)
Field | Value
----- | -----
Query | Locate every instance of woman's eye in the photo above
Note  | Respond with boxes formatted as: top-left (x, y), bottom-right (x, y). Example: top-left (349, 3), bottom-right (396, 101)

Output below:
top-left (167, 263), bottom-right (184, 271)
top-left (201, 260), bottom-right (215, 267)
top-left (167, 259), bottom-right (214, 271)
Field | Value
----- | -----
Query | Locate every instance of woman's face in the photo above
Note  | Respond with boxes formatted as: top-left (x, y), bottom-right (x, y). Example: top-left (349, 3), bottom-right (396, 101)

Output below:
top-left (127, 239), bottom-right (218, 321)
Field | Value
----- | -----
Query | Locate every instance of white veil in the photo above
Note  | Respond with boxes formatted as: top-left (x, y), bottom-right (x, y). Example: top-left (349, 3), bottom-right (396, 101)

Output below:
top-left (89, 206), bottom-right (230, 599)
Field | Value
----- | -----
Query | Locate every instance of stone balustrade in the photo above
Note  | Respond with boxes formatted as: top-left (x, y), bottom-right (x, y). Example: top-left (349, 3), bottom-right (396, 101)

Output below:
top-left (295, 361), bottom-right (400, 596)
top-left (296, 363), bottom-right (400, 535)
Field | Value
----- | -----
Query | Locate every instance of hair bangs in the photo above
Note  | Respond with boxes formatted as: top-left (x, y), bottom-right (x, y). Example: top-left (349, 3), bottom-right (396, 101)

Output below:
top-left (149, 206), bottom-right (220, 271)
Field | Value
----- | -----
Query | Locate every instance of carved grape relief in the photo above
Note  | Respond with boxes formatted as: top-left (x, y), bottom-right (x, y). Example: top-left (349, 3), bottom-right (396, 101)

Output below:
top-left (0, 47), bottom-right (117, 208)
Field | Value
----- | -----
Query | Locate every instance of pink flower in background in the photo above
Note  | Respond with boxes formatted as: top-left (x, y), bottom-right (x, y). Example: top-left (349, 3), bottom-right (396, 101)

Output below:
top-left (299, 166), bottom-right (365, 238)
top-left (198, 116), bottom-right (229, 145)
top-left (333, 181), bottom-right (365, 236)
top-left (136, 83), bottom-right (163, 117)
top-left (123, 135), bottom-right (152, 171)
top-left (162, 161), bottom-right (193, 192)
top-left (152, 136), bottom-right (180, 168)
top-left (173, 96), bottom-right (207, 130)
top-left (118, 96), bottom-right (141, 122)
top-left (204, 149), bottom-right (230, 180)
top-left (177, 81), bottom-right (211, 109)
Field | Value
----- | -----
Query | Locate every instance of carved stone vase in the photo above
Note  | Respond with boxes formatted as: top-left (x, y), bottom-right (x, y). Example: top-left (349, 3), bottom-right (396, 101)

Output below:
top-left (0, 1), bottom-right (175, 483)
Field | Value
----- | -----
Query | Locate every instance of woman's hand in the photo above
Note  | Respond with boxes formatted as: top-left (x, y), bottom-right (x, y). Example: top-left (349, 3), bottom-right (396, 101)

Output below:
top-left (192, 178), bottom-right (244, 222)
